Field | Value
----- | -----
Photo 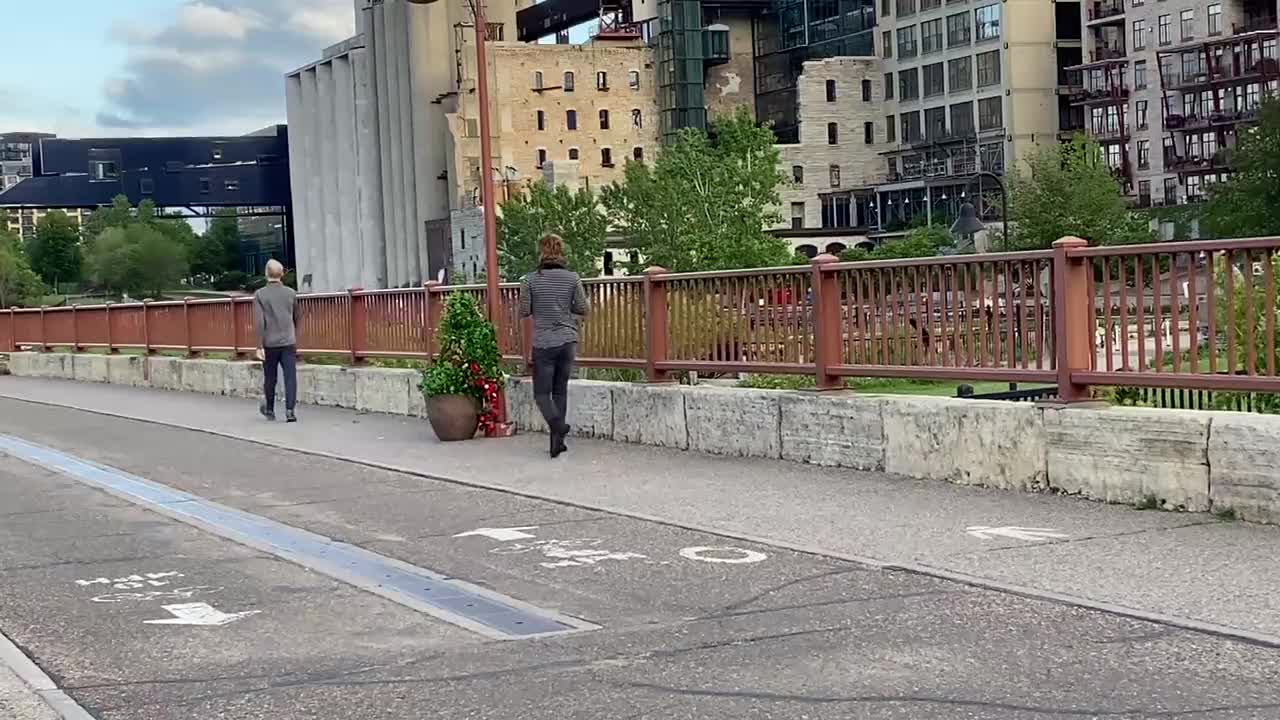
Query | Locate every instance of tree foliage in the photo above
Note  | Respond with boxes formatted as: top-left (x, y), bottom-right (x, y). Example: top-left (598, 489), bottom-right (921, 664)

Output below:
top-left (0, 230), bottom-right (45, 308)
top-left (840, 225), bottom-right (954, 261)
top-left (26, 210), bottom-right (82, 288)
top-left (497, 181), bottom-right (607, 281)
top-left (82, 195), bottom-right (189, 297)
top-left (601, 107), bottom-right (791, 272)
top-left (191, 209), bottom-right (242, 279)
top-left (1005, 136), bottom-right (1152, 250)
top-left (1202, 97), bottom-right (1280, 239)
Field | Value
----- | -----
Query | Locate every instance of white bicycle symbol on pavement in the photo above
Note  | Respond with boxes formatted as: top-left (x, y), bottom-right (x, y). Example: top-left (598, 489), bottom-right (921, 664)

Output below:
top-left (90, 586), bottom-right (224, 604)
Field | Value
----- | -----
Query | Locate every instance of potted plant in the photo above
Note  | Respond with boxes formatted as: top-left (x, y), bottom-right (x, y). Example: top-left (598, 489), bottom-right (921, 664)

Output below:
top-left (420, 292), bottom-right (504, 441)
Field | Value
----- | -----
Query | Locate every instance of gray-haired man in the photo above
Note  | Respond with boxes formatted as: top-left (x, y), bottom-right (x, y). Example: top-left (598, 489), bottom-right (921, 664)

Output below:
top-left (254, 259), bottom-right (302, 422)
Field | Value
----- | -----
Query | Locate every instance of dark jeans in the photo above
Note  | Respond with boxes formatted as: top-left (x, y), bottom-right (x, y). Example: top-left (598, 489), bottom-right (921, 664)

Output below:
top-left (533, 342), bottom-right (575, 434)
top-left (263, 346), bottom-right (297, 412)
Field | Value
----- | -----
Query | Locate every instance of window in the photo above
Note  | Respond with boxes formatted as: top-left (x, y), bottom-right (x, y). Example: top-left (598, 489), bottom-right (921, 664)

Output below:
top-left (899, 67), bottom-right (920, 99)
top-left (976, 49), bottom-right (1000, 87)
top-left (1208, 3), bottom-right (1221, 35)
top-left (1164, 177), bottom-right (1178, 204)
top-left (628, 70), bottom-right (640, 89)
top-left (224, 179), bottom-right (240, 191)
top-left (1180, 9), bottom-right (1194, 40)
top-left (897, 26), bottom-right (918, 58)
top-left (978, 96), bottom-right (1002, 130)
top-left (901, 111), bottom-right (922, 141)
top-left (633, 146), bottom-right (644, 161)
top-left (882, 31), bottom-right (893, 58)
top-left (1134, 61), bottom-right (1147, 89)
top-left (596, 71), bottom-right (609, 90)
top-left (948, 56), bottom-right (972, 91)
top-left (1132, 19), bottom-right (1146, 50)
top-left (897, 0), bottom-right (916, 16)
top-left (886, 115), bottom-right (897, 143)
top-left (827, 122), bottom-right (839, 144)
top-left (139, 177), bottom-right (154, 195)
top-left (925, 106), bottom-right (947, 139)
top-left (534, 71), bottom-right (544, 89)
top-left (791, 202), bottom-right (805, 230)
top-left (1186, 175), bottom-right (1203, 200)
top-left (923, 62), bottom-right (945, 96)
top-left (979, 141), bottom-right (1004, 172)
top-left (90, 160), bottom-right (118, 181)
top-left (601, 148), bottom-right (614, 166)
top-left (1163, 135), bottom-right (1176, 164)
top-left (1138, 180), bottom-right (1151, 204)
top-left (947, 12), bottom-right (971, 46)
top-left (864, 121), bottom-right (875, 144)
top-left (793, 164), bottom-right (804, 183)
top-left (1158, 14), bottom-right (1170, 45)
top-left (199, 177), bottom-right (211, 194)
top-left (921, 19), bottom-right (943, 54)
top-left (1105, 144), bottom-right (1123, 170)
top-left (211, 147), bottom-right (224, 161)
top-left (566, 109), bottom-right (577, 129)
top-left (1136, 99), bottom-right (1149, 129)
top-left (536, 110), bottom-right (546, 130)
top-left (632, 108), bottom-right (643, 128)
top-left (564, 71), bottom-right (575, 91)
top-left (881, 0), bottom-right (891, 16)
top-left (923, 0), bottom-right (940, 10)
top-left (826, 79), bottom-right (837, 102)
top-left (821, 194), bottom-right (853, 228)
top-left (1138, 139), bottom-right (1150, 169)
top-left (975, 4), bottom-right (1000, 41)
top-left (599, 109), bottom-right (610, 129)
top-left (537, 148), bottom-right (547, 167)
top-left (884, 72), bottom-right (895, 99)
top-left (568, 147), bottom-right (579, 160)
top-left (862, 79), bottom-right (872, 101)
top-left (830, 164), bottom-right (841, 187)
top-left (950, 101), bottom-right (974, 135)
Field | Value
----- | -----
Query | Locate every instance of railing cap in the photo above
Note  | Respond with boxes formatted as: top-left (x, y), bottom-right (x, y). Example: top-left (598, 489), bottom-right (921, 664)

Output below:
top-left (1053, 236), bottom-right (1089, 249)
top-left (811, 253), bottom-right (840, 266)
top-left (642, 266), bottom-right (669, 276)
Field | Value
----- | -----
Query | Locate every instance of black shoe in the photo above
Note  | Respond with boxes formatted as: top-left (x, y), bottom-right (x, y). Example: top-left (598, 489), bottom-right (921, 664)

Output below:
top-left (286, 410), bottom-right (297, 423)
top-left (259, 402), bottom-right (276, 421)
top-left (550, 429), bottom-right (563, 458)
top-left (556, 424), bottom-right (570, 455)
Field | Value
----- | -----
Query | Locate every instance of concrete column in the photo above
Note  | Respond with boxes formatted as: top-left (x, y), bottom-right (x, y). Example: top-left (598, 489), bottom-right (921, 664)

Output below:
top-left (406, 2), bottom-right (438, 281)
top-left (352, 48), bottom-right (387, 289)
top-left (299, 68), bottom-right (327, 292)
top-left (368, 4), bottom-right (397, 288)
top-left (380, 3), bottom-right (410, 286)
top-left (391, 2), bottom-right (422, 285)
top-left (333, 55), bottom-right (361, 290)
top-left (284, 75), bottom-right (313, 289)
top-left (316, 61), bottom-right (343, 293)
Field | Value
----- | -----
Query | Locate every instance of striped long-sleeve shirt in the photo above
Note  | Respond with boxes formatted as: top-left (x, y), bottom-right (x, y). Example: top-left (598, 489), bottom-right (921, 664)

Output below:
top-left (519, 267), bottom-right (589, 349)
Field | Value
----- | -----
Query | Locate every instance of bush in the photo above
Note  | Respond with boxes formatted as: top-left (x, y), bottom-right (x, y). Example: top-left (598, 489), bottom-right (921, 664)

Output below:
top-left (420, 293), bottom-right (504, 433)
top-left (213, 271), bottom-right (249, 291)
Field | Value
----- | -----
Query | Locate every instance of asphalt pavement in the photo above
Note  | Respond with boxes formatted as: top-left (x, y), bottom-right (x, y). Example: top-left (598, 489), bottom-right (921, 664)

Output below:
top-left (1, 397), bottom-right (1280, 718)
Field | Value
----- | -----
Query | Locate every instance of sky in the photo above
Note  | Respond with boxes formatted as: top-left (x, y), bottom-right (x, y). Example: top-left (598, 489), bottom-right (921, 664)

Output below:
top-left (1, 0), bottom-right (357, 139)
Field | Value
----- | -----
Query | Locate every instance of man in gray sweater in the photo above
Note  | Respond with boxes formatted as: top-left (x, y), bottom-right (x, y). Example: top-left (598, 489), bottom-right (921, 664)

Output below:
top-left (254, 259), bottom-right (302, 422)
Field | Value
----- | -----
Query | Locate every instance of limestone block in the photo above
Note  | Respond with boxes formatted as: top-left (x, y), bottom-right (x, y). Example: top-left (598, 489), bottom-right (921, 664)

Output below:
top-left (884, 397), bottom-right (1046, 491)
top-left (224, 361), bottom-right (264, 399)
top-left (354, 367), bottom-right (415, 415)
top-left (612, 382), bottom-right (687, 450)
top-left (504, 377), bottom-right (540, 431)
top-left (106, 355), bottom-right (146, 387)
top-left (504, 377), bottom-right (613, 438)
top-left (297, 364), bottom-right (356, 408)
top-left (407, 370), bottom-right (428, 418)
top-left (72, 354), bottom-right (109, 383)
top-left (146, 356), bottom-right (183, 391)
top-left (180, 359), bottom-right (228, 395)
top-left (1045, 406), bottom-right (1209, 511)
top-left (781, 393), bottom-right (884, 470)
top-left (23, 352), bottom-right (71, 379)
top-left (1207, 412), bottom-right (1280, 523)
top-left (6, 352), bottom-right (37, 376)
top-left (684, 386), bottom-right (781, 459)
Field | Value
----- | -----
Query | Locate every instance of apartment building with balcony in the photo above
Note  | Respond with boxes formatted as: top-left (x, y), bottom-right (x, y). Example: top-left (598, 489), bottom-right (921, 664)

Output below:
top-left (1074, 0), bottom-right (1277, 210)
top-left (873, 0), bottom-right (1065, 233)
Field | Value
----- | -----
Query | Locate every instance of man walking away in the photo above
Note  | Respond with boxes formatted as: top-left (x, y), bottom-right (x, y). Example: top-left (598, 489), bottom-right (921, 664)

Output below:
top-left (254, 259), bottom-right (302, 422)
top-left (519, 233), bottom-right (589, 458)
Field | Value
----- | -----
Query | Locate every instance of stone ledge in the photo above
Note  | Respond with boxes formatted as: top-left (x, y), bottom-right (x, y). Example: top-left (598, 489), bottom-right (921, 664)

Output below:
top-left (684, 385), bottom-right (782, 459)
top-left (780, 392), bottom-right (884, 470)
top-left (612, 383), bottom-right (688, 450)
top-left (505, 377), bottom-right (613, 438)
top-left (1207, 412), bottom-right (1280, 523)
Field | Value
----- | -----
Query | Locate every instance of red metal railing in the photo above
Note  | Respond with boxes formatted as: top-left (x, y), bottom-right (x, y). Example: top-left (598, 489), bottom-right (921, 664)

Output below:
top-left (4, 237), bottom-right (1280, 397)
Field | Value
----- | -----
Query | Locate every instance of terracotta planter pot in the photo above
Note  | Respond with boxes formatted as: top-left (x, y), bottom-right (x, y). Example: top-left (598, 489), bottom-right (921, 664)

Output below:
top-left (426, 394), bottom-right (480, 441)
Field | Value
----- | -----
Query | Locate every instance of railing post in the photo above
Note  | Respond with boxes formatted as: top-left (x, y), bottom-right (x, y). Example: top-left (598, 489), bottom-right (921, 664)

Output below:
top-left (71, 304), bottom-right (80, 353)
top-left (1052, 236), bottom-right (1094, 403)
top-left (643, 266), bottom-right (671, 383)
top-left (349, 288), bottom-right (368, 365)
top-left (38, 305), bottom-right (47, 352)
top-left (2, 307), bottom-right (13, 352)
top-left (424, 281), bottom-right (444, 358)
top-left (183, 297), bottom-right (198, 357)
top-left (105, 302), bottom-right (117, 354)
top-left (142, 299), bottom-right (154, 356)
top-left (811, 253), bottom-right (843, 391)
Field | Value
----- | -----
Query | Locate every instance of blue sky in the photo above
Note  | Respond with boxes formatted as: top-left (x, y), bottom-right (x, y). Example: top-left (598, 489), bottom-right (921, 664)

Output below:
top-left (2, 1), bottom-right (355, 138)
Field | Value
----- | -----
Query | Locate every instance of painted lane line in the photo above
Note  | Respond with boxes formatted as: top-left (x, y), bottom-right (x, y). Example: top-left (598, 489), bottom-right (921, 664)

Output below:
top-left (679, 546), bottom-right (768, 564)
top-left (144, 602), bottom-right (260, 627)
top-left (0, 434), bottom-right (597, 641)
top-left (965, 526), bottom-right (1069, 542)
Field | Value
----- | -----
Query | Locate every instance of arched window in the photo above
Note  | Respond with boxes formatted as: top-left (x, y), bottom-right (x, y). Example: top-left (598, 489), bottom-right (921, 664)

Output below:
top-left (563, 71), bottom-right (575, 91)
top-left (599, 109), bottom-right (610, 129)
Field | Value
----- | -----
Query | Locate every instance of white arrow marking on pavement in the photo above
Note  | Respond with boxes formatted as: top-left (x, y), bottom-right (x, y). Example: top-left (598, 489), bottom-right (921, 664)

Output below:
top-left (965, 526), bottom-right (1069, 542)
top-left (679, 546), bottom-right (768, 564)
top-left (143, 602), bottom-right (261, 627)
top-left (453, 526), bottom-right (540, 542)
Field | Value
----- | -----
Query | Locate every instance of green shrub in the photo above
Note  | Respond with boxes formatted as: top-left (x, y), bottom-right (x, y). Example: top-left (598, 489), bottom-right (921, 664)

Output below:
top-left (420, 293), bottom-right (504, 431)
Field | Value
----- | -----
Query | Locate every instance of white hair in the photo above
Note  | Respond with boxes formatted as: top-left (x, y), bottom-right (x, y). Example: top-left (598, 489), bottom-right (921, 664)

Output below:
top-left (265, 259), bottom-right (285, 280)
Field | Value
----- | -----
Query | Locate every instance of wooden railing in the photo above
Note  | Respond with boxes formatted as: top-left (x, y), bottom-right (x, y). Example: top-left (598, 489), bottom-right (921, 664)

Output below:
top-left (4, 237), bottom-right (1280, 397)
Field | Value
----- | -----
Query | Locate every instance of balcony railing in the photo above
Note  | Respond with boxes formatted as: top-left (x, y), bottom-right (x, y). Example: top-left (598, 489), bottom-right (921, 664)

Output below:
top-left (1072, 85), bottom-right (1131, 104)
top-left (1087, 1), bottom-right (1125, 23)
top-left (1059, 69), bottom-right (1084, 87)
top-left (1090, 46), bottom-right (1127, 62)
top-left (1164, 58), bottom-right (1280, 89)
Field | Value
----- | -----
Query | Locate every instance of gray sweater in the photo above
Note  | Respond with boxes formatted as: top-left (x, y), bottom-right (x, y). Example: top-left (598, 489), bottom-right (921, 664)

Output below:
top-left (253, 281), bottom-right (301, 348)
top-left (519, 266), bottom-right (589, 349)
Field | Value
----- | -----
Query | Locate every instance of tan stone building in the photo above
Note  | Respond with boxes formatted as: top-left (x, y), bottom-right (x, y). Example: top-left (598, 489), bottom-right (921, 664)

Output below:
top-left (4, 207), bottom-right (94, 243)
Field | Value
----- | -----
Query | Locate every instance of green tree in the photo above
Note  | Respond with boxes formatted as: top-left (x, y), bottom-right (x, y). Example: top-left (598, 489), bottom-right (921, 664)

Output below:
top-left (26, 210), bottom-right (82, 290)
top-left (82, 195), bottom-right (135, 240)
top-left (84, 223), bottom-right (189, 298)
top-left (191, 209), bottom-right (242, 279)
top-left (1005, 135), bottom-right (1152, 250)
top-left (1203, 97), bottom-right (1280, 238)
top-left (0, 230), bottom-right (45, 308)
top-left (601, 107), bottom-right (790, 272)
top-left (497, 181), bottom-right (607, 281)
top-left (840, 224), bottom-right (954, 261)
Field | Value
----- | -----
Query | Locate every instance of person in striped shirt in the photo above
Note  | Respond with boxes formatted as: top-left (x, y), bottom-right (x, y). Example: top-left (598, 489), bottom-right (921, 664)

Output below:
top-left (518, 233), bottom-right (589, 458)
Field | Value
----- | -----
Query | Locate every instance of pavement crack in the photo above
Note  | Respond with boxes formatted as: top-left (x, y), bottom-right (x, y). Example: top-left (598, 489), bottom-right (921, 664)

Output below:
top-left (713, 567), bottom-right (864, 614)
top-left (690, 589), bottom-right (954, 623)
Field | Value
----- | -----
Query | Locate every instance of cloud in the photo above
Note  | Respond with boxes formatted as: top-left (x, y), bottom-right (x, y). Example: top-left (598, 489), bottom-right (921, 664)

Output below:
top-left (97, 0), bottom-right (355, 134)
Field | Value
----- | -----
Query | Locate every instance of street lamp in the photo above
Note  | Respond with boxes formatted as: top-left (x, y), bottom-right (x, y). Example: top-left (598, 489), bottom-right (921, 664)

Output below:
top-left (948, 171), bottom-right (1009, 251)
